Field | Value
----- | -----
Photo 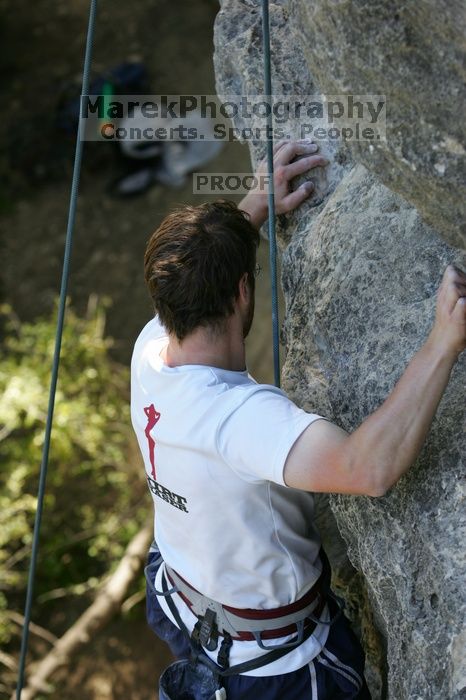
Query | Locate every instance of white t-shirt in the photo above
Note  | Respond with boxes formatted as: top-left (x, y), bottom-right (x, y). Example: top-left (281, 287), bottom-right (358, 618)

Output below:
top-left (131, 316), bottom-right (330, 675)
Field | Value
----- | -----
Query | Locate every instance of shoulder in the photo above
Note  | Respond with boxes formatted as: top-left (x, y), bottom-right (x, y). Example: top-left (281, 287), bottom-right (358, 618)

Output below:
top-left (218, 382), bottom-right (311, 420)
top-left (215, 383), bottom-right (325, 486)
top-left (134, 316), bottom-right (167, 347)
top-left (131, 316), bottom-right (167, 367)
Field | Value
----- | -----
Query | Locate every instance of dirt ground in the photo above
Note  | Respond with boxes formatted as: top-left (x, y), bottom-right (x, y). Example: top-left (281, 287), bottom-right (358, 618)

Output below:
top-left (0, 1), bottom-right (282, 697)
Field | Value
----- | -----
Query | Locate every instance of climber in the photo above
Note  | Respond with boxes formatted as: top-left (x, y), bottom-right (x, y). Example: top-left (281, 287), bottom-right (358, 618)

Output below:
top-left (131, 138), bottom-right (466, 699)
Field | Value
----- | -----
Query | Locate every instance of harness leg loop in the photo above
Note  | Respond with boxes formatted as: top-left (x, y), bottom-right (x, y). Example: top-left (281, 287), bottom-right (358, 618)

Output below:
top-left (217, 632), bottom-right (233, 670)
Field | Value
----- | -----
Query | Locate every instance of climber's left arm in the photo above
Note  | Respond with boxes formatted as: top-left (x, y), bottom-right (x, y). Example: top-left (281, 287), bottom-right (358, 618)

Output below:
top-left (239, 139), bottom-right (328, 229)
top-left (284, 264), bottom-right (466, 497)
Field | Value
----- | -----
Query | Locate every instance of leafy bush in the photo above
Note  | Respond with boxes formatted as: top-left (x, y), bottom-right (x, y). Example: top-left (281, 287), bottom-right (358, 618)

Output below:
top-left (0, 299), bottom-right (147, 644)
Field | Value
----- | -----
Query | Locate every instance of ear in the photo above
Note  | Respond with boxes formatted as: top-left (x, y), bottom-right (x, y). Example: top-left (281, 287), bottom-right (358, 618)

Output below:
top-left (238, 272), bottom-right (250, 303)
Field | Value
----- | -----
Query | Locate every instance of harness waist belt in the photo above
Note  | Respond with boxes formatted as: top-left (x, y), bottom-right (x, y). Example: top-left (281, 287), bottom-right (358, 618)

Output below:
top-left (164, 562), bottom-right (327, 641)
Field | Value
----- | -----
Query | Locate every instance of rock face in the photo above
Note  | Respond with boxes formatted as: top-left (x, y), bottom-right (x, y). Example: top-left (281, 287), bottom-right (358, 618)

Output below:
top-left (214, 2), bottom-right (466, 698)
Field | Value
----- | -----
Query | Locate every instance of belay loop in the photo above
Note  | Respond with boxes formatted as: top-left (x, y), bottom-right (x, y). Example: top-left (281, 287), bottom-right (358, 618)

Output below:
top-left (197, 609), bottom-right (220, 651)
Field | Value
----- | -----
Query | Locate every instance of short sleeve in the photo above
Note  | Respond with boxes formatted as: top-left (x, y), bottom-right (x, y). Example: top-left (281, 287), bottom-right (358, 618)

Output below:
top-left (216, 387), bottom-right (326, 486)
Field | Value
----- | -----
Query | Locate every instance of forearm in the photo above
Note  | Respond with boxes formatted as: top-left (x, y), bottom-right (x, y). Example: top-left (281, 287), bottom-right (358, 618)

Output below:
top-left (346, 333), bottom-right (458, 495)
top-left (238, 193), bottom-right (267, 230)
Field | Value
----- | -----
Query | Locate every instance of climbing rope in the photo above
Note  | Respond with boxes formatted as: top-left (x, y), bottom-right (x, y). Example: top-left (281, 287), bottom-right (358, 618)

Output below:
top-left (15, 1), bottom-right (98, 697)
top-left (15, 1), bottom-right (279, 695)
top-left (261, 0), bottom-right (281, 388)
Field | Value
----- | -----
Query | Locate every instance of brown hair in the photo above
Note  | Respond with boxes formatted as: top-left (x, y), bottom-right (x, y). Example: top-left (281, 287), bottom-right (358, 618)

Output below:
top-left (144, 200), bottom-right (260, 340)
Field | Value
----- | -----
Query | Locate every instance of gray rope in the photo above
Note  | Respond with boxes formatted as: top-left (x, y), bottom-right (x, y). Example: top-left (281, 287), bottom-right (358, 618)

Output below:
top-left (15, 1), bottom-right (98, 696)
top-left (261, 0), bottom-right (280, 388)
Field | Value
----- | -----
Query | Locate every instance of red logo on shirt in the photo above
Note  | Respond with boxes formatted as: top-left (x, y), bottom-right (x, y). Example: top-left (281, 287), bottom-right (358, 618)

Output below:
top-left (144, 404), bottom-right (161, 479)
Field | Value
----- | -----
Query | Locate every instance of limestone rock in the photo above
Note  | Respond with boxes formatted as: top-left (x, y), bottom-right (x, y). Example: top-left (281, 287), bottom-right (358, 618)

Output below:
top-left (282, 164), bottom-right (466, 699)
top-left (291, 0), bottom-right (466, 250)
top-left (214, 1), bottom-right (466, 697)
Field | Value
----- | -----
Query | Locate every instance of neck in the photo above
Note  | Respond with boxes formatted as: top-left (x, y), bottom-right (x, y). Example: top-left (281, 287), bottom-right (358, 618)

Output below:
top-left (164, 316), bottom-right (247, 372)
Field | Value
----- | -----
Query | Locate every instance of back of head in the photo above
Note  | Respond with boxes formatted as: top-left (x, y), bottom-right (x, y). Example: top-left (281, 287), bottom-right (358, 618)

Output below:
top-left (144, 200), bottom-right (260, 341)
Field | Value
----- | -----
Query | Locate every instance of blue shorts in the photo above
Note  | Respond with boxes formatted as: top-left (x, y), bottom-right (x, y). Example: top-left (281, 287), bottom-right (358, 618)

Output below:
top-left (146, 550), bottom-right (371, 699)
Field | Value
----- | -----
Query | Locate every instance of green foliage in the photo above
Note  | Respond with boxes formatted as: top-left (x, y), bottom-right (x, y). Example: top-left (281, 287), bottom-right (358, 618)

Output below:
top-left (0, 299), bottom-right (146, 644)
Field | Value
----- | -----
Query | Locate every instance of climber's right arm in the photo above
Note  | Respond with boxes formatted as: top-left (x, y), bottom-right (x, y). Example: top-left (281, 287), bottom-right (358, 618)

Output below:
top-left (283, 264), bottom-right (466, 497)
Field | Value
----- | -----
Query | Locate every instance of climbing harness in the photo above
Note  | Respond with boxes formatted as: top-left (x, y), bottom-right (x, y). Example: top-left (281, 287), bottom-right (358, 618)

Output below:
top-left (145, 546), bottom-right (343, 698)
top-left (163, 562), bottom-right (329, 644)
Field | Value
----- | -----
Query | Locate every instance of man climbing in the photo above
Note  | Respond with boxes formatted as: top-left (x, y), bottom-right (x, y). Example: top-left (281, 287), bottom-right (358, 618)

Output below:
top-left (131, 139), bottom-right (466, 699)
